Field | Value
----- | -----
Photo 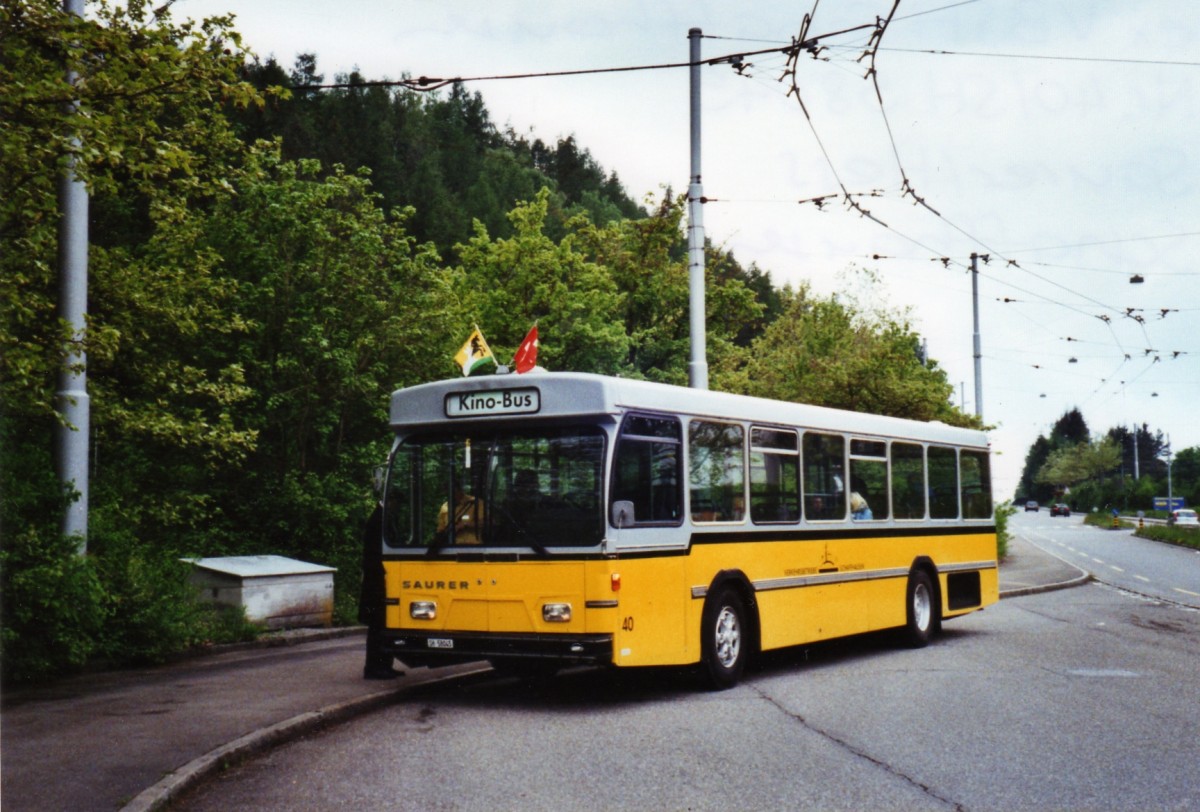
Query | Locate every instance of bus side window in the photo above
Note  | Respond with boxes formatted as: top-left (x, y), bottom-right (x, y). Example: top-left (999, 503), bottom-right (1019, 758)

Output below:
top-left (849, 438), bottom-right (888, 521)
top-left (928, 446), bottom-right (959, 519)
top-left (689, 421), bottom-right (745, 523)
top-left (960, 450), bottom-right (993, 519)
top-left (803, 432), bottom-right (846, 521)
top-left (612, 415), bottom-right (682, 525)
top-left (750, 427), bottom-right (800, 523)
top-left (891, 442), bottom-right (925, 520)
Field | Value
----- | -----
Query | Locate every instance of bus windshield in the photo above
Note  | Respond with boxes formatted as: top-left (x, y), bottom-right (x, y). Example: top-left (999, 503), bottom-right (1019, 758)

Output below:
top-left (384, 427), bottom-right (606, 550)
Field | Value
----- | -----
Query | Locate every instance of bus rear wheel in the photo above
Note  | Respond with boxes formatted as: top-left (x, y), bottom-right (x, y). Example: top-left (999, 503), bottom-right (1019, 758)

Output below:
top-left (902, 570), bottom-right (939, 648)
top-left (701, 587), bottom-right (747, 690)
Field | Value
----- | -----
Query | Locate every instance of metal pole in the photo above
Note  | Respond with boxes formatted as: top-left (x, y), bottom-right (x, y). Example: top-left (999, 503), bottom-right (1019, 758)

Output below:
top-left (1132, 422), bottom-right (1139, 480)
top-left (1167, 435), bottom-right (1173, 505)
top-left (686, 27), bottom-right (708, 390)
top-left (56, 0), bottom-right (90, 550)
top-left (970, 253), bottom-right (983, 420)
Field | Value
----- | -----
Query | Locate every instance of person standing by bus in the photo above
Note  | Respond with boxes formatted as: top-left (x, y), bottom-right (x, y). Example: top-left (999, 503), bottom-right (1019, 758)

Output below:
top-left (360, 501), bottom-right (401, 679)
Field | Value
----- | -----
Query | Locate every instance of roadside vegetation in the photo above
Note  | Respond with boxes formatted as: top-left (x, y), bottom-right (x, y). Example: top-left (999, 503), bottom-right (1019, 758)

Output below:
top-left (4, 1), bottom-right (985, 683)
top-left (993, 503), bottom-right (1014, 560)
top-left (1016, 409), bottom-right (1199, 517)
top-left (1081, 512), bottom-right (1200, 552)
top-left (1132, 524), bottom-right (1200, 550)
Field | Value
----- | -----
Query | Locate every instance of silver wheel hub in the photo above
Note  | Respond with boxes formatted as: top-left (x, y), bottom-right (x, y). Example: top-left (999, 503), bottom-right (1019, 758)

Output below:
top-left (714, 606), bottom-right (741, 668)
top-left (913, 582), bottom-right (932, 631)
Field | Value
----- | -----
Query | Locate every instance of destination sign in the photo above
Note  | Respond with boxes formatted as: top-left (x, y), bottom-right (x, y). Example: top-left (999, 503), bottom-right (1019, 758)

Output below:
top-left (445, 387), bottom-right (540, 418)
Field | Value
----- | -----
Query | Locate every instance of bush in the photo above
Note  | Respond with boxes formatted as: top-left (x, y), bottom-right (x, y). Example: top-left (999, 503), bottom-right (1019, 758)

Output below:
top-left (88, 519), bottom-right (270, 665)
top-left (0, 429), bottom-right (108, 684)
top-left (994, 501), bottom-right (1014, 560)
top-left (0, 527), bottom-right (108, 684)
top-left (191, 602), bottom-right (262, 647)
top-left (89, 528), bottom-right (210, 665)
top-left (1084, 511), bottom-right (1122, 529)
top-left (1134, 524), bottom-right (1200, 551)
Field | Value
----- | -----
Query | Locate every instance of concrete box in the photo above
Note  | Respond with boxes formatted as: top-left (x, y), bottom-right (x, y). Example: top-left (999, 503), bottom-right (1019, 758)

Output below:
top-left (185, 555), bottom-right (336, 629)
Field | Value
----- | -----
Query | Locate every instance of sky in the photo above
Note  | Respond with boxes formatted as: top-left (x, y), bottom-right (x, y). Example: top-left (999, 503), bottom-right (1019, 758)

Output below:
top-left (176, 0), bottom-right (1200, 498)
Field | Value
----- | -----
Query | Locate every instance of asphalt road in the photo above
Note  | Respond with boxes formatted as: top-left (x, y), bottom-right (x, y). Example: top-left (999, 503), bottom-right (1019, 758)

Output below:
top-left (1020, 509), bottom-right (1200, 608)
top-left (176, 566), bottom-right (1200, 810)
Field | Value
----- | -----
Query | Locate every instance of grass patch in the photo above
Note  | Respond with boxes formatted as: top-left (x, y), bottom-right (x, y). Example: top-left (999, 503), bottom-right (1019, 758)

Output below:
top-left (1133, 523), bottom-right (1200, 550)
top-left (1083, 512), bottom-right (1124, 529)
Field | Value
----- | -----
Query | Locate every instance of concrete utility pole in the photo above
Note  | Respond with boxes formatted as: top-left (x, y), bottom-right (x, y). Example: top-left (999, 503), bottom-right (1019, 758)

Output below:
top-left (686, 27), bottom-right (708, 390)
top-left (970, 252), bottom-right (983, 420)
top-left (56, 0), bottom-right (90, 551)
top-left (1167, 435), bottom-right (1173, 504)
top-left (1132, 422), bottom-right (1140, 480)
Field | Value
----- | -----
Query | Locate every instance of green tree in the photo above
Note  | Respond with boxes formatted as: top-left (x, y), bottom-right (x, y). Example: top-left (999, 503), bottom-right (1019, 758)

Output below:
top-left (724, 283), bottom-right (971, 425)
top-left (573, 193), bottom-right (762, 384)
top-left (1, 0), bottom-right (263, 419)
top-left (1, 0), bottom-right (265, 681)
top-left (453, 188), bottom-right (629, 375)
top-left (1035, 438), bottom-right (1121, 489)
top-left (200, 155), bottom-right (456, 578)
top-left (1107, 423), bottom-right (1169, 480)
top-left (1016, 435), bottom-right (1052, 502)
top-left (1171, 447), bottom-right (1200, 506)
top-left (1049, 408), bottom-right (1089, 448)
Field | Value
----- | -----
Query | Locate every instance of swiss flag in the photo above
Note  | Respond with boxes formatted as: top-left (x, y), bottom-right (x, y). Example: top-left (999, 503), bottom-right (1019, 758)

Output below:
top-left (514, 324), bottom-right (539, 373)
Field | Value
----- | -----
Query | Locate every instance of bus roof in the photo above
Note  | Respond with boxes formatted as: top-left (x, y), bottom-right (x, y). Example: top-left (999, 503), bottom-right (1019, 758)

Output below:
top-left (389, 371), bottom-right (989, 449)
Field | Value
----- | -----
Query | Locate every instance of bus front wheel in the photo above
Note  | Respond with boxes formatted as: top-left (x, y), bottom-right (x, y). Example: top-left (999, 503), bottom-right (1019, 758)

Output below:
top-left (701, 587), bottom-right (747, 690)
top-left (902, 570), bottom-right (939, 648)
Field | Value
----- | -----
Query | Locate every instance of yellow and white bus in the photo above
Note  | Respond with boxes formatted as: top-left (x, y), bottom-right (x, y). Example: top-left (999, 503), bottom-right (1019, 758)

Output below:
top-left (378, 371), bottom-right (996, 688)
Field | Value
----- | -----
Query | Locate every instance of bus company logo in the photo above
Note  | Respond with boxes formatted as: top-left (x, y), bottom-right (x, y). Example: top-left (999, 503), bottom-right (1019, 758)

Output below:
top-left (402, 580), bottom-right (470, 591)
top-left (445, 387), bottom-right (540, 418)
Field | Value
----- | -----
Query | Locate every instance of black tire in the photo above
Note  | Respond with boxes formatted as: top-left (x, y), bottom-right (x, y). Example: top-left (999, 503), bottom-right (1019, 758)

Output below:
top-left (701, 586), bottom-right (748, 690)
top-left (902, 570), bottom-right (939, 648)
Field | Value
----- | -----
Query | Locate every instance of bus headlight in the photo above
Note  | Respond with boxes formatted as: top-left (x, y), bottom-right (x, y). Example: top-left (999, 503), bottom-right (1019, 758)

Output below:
top-left (410, 600), bottom-right (437, 620)
top-left (542, 603), bottom-right (572, 623)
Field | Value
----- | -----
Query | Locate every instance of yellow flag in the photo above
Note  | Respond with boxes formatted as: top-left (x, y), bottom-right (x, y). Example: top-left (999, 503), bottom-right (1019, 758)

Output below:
top-left (454, 328), bottom-right (495, 376)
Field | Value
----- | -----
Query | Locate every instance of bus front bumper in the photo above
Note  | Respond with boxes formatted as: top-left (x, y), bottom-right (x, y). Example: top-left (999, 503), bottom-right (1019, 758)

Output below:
top-left (381, 630), bottom-right (614, 667)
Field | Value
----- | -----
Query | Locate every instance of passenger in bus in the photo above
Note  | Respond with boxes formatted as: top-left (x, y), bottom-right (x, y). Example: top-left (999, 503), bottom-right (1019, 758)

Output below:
top-left (851, 491), bottom-right (873, 521)
top-left (436, 485), bottom-right (485, 544)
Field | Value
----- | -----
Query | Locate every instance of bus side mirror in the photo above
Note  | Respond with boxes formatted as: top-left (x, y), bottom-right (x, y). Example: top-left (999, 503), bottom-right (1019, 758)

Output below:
top-left (372, 465), bottom-right (387, 498)
top-left (611, 500), bottom-right (635, 528)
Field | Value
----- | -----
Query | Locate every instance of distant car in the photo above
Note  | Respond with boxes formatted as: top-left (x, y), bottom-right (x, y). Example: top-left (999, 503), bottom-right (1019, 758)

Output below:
top-left (1024, 501), bottom-right (1039, 512)
top-left (1168, 509), bottom-right (1199, 528)
top-left (1050, 503), bottom-right (1070, 517)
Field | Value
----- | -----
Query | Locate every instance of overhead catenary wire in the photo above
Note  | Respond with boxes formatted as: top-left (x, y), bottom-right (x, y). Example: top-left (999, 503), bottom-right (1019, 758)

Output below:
top-left (781, 4), bottom-right (1194, 382)
top-left (279, 2), bottom-right (1194, 418)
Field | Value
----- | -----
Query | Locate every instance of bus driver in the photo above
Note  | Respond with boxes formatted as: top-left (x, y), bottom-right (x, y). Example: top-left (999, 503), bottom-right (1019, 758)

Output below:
top-left (436, 484), bottom-right (485, 544)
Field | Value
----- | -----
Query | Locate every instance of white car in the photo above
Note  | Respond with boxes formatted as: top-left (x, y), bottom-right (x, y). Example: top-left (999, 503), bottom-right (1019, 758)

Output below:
top-left (1168, 509), bottom-right (1199, 528)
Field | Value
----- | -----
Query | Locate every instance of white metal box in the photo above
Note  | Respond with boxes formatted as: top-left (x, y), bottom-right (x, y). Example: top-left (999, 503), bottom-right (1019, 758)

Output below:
top-left (185, 555), bottom-right (336, 629)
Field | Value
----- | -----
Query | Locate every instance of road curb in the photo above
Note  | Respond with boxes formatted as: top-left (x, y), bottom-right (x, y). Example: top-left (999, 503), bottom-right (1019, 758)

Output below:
top-left (1000, 533), bottom-right (1094, 600)
top-left (119, 662), bottom-right (493, 812)
top-left (1000, 570), bottom-right (1093, 599)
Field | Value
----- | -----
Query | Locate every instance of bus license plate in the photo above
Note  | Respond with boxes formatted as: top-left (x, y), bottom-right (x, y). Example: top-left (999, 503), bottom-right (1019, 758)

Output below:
top-left (427, 638), bottom-right (454, 649)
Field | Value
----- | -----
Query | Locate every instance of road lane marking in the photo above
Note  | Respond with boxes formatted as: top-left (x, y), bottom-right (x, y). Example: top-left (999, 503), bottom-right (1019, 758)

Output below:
top-left (1135, 575), bottom-right (1151, 583)
top-left (1173, 588), bottom-right (1200, 598)
top-left (1109, 565), bottom-right (1124, 572)
top-left (1093, 558), bottom-right (1105, 564)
